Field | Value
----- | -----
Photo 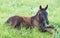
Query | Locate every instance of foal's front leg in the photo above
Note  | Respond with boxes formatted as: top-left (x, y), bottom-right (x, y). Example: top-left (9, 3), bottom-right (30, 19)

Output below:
top-left (39, 21), bottom-right (53, 34)
top-left (44, 28), bottom-right (53, 34)
top-left (39, 25), bottom-right (53, 34)
top-left (46, 25), bottom-right (58, 33)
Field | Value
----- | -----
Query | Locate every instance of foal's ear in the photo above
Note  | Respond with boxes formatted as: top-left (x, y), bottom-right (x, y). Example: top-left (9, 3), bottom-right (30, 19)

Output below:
top-left (39, 5), bottom-right (42, 9)
top-left (45, 5), bottom-right (48, 10)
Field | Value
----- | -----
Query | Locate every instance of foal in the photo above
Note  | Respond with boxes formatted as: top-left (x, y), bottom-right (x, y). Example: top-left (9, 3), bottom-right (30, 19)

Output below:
top-left (6, 5), bottom-right (57, 34)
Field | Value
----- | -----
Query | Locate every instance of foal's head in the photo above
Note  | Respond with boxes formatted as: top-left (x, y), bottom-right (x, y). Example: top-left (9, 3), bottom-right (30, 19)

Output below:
top-left (38, 5), bottom-right (49, 25)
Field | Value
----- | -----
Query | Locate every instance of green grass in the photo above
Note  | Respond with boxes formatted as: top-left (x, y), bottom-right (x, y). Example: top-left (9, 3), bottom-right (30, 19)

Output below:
top-left (0, 0), bottom-right (60, 38)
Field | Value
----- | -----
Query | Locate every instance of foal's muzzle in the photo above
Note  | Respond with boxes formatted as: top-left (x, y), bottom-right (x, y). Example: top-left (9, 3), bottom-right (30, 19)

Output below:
top-left (46, 21), bottom-right (49, 25)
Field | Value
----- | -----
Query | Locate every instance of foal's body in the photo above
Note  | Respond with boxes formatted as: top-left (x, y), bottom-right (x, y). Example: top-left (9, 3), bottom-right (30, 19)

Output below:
top-left (7, 15), bottom-right (40, 29)
top-left (6, 5), bottom-right (58, 34)
top-left (21, 16), bottom-right (38, 28)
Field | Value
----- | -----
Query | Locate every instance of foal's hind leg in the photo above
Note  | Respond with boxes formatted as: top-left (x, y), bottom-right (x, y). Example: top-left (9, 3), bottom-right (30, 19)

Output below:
top-left (14, 20), bottom-right (23, 29)
top-left (12, 20), bottom-right (18, 28)
top-left (13, 17), bottom-right (23, 29)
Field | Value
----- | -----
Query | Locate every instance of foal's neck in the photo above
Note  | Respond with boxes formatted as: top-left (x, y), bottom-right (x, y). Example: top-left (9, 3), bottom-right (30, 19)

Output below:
top-left (31, 12), bottom-right (39, 21)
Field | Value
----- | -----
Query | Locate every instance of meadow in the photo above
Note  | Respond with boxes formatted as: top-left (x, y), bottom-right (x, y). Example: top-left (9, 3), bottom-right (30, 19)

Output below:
top-left (0, 0), bottom-right (60, 38)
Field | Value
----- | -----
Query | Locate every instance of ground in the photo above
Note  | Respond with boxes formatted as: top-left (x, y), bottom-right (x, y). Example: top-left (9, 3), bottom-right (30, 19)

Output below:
top-left (0, 0), bottom-right (60, 38)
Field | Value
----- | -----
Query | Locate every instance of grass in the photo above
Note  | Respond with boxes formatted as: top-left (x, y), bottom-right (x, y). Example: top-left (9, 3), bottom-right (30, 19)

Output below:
top-left (0, 0), bottom-right (60, 38)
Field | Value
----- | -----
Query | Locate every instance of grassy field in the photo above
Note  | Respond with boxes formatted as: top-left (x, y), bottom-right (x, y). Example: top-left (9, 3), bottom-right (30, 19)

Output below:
top-left (0, 0), bottom-right (60, 38)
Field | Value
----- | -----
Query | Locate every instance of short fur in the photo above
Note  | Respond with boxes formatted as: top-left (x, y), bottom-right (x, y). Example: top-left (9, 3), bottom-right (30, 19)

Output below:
top-left (6, 5), bottom-right (57, 34)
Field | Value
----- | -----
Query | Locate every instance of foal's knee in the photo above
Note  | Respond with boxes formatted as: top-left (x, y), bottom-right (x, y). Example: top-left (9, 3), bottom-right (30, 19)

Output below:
top-left (39, 26), bottom-right (46, 32)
